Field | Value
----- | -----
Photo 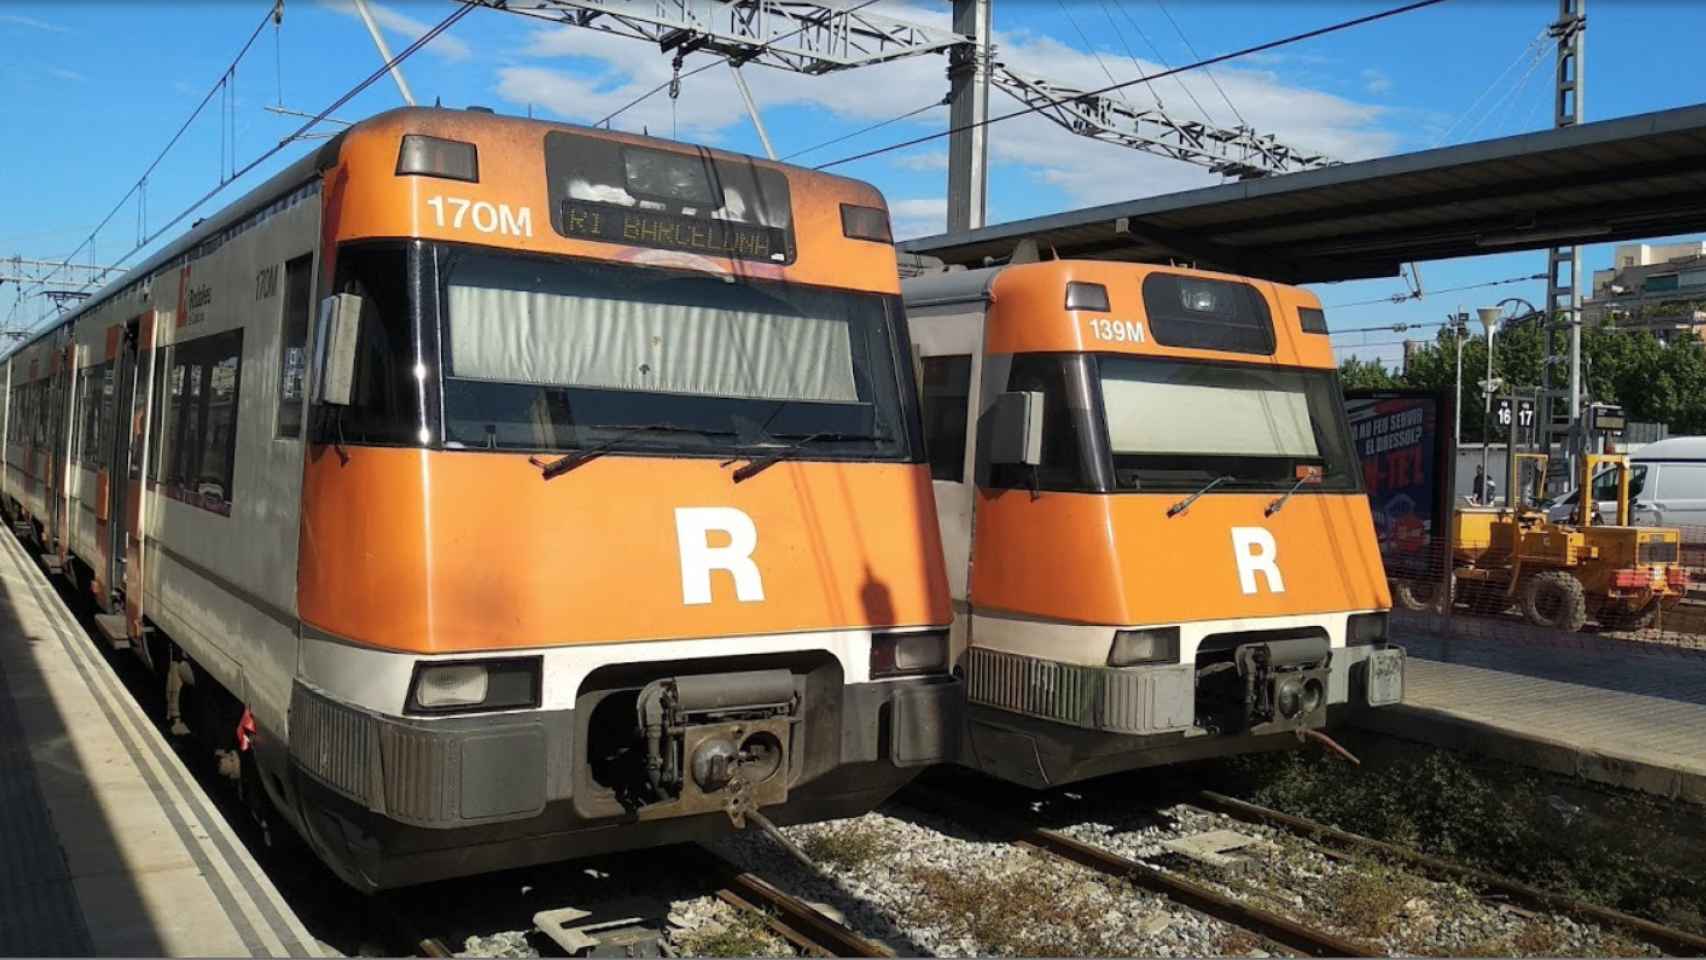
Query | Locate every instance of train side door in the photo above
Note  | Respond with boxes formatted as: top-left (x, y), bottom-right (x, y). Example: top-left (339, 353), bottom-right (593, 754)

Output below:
top-left (102, 317), bottom-right (145, 617)
top-left (116, 315), bottom-right (155, 639)
top-left (46, 345), bottom-right (73, 555)
top-left (907, 303), bottom-right (986, 666)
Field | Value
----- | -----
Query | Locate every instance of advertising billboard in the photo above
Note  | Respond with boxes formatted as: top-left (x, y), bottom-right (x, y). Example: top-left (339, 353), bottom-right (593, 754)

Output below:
top-left (1344, 390), bottom-right (1455, 585)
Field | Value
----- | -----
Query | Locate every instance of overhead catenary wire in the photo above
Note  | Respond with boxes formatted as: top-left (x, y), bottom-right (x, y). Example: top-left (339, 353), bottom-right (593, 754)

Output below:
top-left (1153, 0), bottom-right (1246, 129)
top-left (1094, 0), bottom-right (1164, 109)
top-left (1433, 26), bottom-right (1547, 146)
top-left (1325, 273), bottom-right (1547, 311)
top-left (478, 0), bottom-right (887, 132)
top-left (19, 2), bottom-right (476, 336)
top-left (1108, 0), bottom-right (1215, 123)
top-left (780, 98), bottom-right (944, 162)
top-left (1057, 0), bottom-right (1138, 109)
top-left (816, 0), bottom-right (1449, 172)
top-left (24, 0), bottom-right (283, 302)
top-left (1332, 338), bottom-right (1429, 351)
top-left (1457, 39), bottom-right (1549, 143)
top-left (1487, 41), bottom-right (1551, 139)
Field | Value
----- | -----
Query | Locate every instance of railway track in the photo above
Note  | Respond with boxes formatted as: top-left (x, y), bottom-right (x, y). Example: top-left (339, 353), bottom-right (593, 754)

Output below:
top-left (707, 853), bottom-right (895, 958)
top-left (903, 774), bottom-right (1706, 959)
top-left (385, 846), bottom-right (892, 959)
top-left (899, 784), bottom-right (1378, 958)
top-left (1190, 789), bottom-right (1706, 958)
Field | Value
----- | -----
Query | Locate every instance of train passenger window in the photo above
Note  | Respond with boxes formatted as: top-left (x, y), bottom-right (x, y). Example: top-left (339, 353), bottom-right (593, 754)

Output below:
top-left (276, 254), bottom-right (313, 438)
top-left (100, 363), bottom-right (115, 467)
top-left (34, 382), bottom-right (45, 446)
top-left (986, 354), bottom-right (1103, 492)
top-left (70, 370), bottom-right (84, 462)
top-left (78, 368), bottom-right (95, 464)
top-left (159, 331), bottom-right (244, 515)
top-left (80, 363), bottom-right (113, 469)
top-left (921, 355), bottom-right (971, 482)
top-left (149, 347), bottom-right (169, 483)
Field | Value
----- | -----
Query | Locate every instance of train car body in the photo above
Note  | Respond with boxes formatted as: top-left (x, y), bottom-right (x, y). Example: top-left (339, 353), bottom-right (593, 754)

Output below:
top-left (3, 108), bottom-right (958, 890)
top-left (904, 260), bottom-right (1403, 788)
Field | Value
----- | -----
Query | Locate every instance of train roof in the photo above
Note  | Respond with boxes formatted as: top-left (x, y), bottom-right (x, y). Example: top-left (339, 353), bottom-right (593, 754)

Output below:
top-left (900, 266), bottom-right (1001, 308)
top-left (8, 106), bottom-right (886, 360)
top-left (6, 142), bottom-right (335, 359)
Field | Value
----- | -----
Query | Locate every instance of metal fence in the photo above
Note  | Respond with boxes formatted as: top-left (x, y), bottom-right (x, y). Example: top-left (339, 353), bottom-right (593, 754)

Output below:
top-left (1383, 516), bottom-right (1706, 655)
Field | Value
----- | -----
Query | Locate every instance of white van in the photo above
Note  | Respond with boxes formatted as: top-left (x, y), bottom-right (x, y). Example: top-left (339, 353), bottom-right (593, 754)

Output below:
top-left (1546, 437), bottom-right (1706, 533)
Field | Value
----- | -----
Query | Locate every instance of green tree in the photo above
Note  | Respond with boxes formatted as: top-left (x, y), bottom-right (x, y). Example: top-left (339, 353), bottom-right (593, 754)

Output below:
top-left (1337, 355), bottom-right (1399, 390)
top-left (1343, 317), bottom-right (1706, 440)
top-left (1389, 321), bottom-right (1546, 444)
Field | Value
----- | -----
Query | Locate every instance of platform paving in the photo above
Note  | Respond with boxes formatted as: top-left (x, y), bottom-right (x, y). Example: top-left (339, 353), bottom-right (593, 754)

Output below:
top-left (1357, 611), bottom-right (1706, 804)
top-left (0, 527), bottom-right (321, 957)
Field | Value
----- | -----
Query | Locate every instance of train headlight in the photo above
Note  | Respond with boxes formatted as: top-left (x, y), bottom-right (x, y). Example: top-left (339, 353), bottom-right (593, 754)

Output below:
top-left (871, 630), bottom-right (949, 679)
top-left (1346, 612), bottom-right (1389, 646)
top-left (1107, 627), bottom-right (1180, 667)
top-left (416, 664), bottom-right (488, 708)
top-left (395, 135), bottom-right (480, 183)
top-left (407, 658), bottom-right (542, 714)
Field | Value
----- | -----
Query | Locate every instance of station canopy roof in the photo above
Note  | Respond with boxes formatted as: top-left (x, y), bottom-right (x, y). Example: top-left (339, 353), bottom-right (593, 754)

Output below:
top-left (898, 102), bottom-right (1706, 284)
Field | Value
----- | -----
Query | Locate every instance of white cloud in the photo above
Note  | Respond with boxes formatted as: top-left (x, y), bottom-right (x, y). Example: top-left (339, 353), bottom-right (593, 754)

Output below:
top-left (320, 0), bottom-right (472, 62)
top-left (1362, 68), bottom-right (1393, 96)
top-left (0, 13), bottom-right (67, 33)
top-left (47, 66), bottom-right (84, 82)
top-left (890, 151), bottom-right (949, 172)
top-left (889, 197), bottom-right (947, 240)
top-left (495, 2), bottom-right (1397, 212)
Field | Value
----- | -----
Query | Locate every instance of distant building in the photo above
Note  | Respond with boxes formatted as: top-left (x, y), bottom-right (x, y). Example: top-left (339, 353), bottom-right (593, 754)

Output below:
top-left (1584, 240), bottom-right (1706, 340)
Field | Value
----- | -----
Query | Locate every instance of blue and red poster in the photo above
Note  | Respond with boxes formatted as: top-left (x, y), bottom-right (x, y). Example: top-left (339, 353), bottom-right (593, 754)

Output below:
top-left (1344, 391), bottom-right (1454, 582)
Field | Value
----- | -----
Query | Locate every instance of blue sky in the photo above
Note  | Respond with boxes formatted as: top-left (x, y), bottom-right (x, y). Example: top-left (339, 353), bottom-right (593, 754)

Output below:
top-left (3, 0), bottom-right (1704, 366)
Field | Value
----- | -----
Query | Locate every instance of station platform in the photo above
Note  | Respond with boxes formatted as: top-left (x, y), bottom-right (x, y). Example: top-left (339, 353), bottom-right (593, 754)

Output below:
top-left (0, 528), bottom-right (321, 956)
top-left (1357, 611), bottom-right (1706, 805)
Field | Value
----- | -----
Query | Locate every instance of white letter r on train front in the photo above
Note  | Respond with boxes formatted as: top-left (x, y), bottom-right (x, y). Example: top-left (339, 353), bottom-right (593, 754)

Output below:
top-left (1231, 526), bottom-right (1285, 595)
top-left (675, 507), bottom-right (764, 605)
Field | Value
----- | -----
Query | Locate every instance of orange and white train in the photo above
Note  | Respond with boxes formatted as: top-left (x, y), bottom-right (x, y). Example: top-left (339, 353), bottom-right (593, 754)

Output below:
top-left (904, 259), bottom-right (1405, 787)
top-left (1, 108), bottom-right (958, 890)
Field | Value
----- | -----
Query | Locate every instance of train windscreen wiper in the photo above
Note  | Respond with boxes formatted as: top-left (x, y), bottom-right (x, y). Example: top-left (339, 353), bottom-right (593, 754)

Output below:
top-left (724, 431), bottom-right (891, 483)
top-left (1166, 474), bottom-right (1235, 518)
top-left (529, 424), bottom-right (734, 480)
top-left (1265, 473), bottom-right (1316, 516)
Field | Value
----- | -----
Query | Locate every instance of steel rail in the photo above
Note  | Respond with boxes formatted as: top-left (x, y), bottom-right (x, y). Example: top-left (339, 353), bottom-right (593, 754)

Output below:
top-left (1192, 789), bottom-right (1706, 957)
top-left (695, 848), bottom-right (894, 958)
top-left (900, 785), bottom-right (1379, 958)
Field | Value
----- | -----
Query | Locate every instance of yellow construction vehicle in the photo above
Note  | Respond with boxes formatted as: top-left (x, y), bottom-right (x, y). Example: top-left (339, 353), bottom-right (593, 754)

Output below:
top-left (1451, 452), bottom-right (1689, 631)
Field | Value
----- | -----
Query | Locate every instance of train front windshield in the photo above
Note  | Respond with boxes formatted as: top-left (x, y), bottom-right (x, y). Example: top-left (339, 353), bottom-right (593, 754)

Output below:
top-left (436, 249), bottom-right (915, 463)
top-left (1096, 355), bottom-right (1359, 493)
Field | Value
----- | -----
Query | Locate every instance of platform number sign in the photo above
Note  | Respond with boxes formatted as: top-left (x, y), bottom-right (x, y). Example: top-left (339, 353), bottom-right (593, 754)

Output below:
top-left (1496, 398), bottom-right (1535, 437)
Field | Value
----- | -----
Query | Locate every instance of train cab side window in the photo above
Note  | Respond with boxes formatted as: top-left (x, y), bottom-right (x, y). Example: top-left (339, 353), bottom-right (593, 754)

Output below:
top-left (317, 244), bottom-right (419, 446)
top-left (921, 355), bottom-right (972, 482)
top-left (986, 354), bottom-right (1103, 493)
top-left (160, 331), bottom-right (244, 514)
top-left (276, 254), bottom-right (313, 438)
